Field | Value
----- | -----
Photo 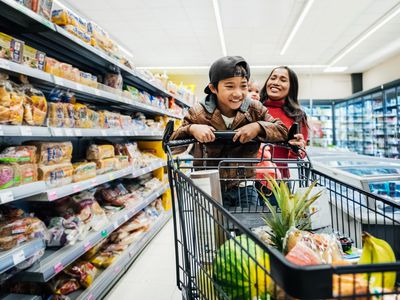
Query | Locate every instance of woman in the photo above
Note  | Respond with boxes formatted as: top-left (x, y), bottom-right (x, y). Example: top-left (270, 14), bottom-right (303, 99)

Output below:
top-left (259, 66), bottom-right (308, 178)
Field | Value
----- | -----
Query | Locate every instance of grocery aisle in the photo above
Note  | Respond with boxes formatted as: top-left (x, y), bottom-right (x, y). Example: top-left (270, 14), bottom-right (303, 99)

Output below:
top-left (105, 219), bottom-right (181, 300)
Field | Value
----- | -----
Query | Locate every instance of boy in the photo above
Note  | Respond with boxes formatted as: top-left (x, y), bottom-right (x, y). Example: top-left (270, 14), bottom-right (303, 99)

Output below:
top-left (171, 56), bottom-right (288, 207)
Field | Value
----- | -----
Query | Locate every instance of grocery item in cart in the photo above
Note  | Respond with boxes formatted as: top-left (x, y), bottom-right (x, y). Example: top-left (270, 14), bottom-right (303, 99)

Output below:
top-left (86, 144), bottom-right (115, 160)
top-left (72, 161), bottom-right (96, 182)
top-left (0, 145), bottom-right (37, 163)
top-left (38, 162), bottom-right (73, 187)
top-left (31, 141), bottom-right (73, 165)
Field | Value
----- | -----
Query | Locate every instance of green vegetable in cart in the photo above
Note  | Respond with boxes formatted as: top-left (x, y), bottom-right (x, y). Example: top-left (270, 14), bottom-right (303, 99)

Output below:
top-left (213, 235), bottom-right (271, 300)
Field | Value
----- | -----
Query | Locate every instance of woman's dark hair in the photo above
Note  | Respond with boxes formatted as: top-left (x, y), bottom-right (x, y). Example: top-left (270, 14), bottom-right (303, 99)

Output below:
top-left (259, 66), bottom-right (307, 126)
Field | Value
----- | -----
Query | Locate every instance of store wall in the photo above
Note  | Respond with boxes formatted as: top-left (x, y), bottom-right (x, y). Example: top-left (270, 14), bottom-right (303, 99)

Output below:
top-left (363, 53), bottom-right (400, 90)
top-left (169, 73), bottom-right (352, 101)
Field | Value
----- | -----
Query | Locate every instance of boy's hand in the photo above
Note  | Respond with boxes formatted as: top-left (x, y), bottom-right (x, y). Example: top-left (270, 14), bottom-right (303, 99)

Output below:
top-left (189, 124), bottom-right (216, 143)
top-left (288, 133), bottom-right (306, 149)
top-left (233, 123), bottom-right (262, 143)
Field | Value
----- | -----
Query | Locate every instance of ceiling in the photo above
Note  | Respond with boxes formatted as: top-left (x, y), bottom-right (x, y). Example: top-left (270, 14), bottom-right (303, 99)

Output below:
top-left (62, 0), bottom-right (400, 75)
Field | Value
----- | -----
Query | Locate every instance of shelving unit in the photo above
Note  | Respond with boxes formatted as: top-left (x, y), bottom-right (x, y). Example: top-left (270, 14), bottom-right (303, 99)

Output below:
top-left (0, 1), bottom-right (178, 299)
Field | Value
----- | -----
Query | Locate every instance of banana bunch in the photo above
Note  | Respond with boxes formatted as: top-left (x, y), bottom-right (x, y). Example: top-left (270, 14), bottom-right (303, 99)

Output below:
top-left (358, 232), bottom-right (396, 290)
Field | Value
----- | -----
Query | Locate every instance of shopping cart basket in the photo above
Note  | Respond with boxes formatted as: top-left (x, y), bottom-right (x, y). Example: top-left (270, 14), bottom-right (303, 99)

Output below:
top-left (163, 122), bottom-right (400, 300)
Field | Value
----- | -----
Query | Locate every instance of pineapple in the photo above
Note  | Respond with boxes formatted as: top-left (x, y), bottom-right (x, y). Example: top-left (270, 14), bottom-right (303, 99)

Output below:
top-left (259, 176), bottom-right (323, 253)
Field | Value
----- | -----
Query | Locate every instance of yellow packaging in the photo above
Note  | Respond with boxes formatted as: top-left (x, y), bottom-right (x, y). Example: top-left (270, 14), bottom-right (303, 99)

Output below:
top-left (0, 32), bottom-right (12, 60)
top-left (73, 161), bottom-right (96, 182)
top-left (74, 103), bottom-right (92, 128)
top-left (94, 157), bottom-right (116, 175)
top-left (38, 162), bottom-right (73, 187)
top-left (22, 45), bottom-right (46, 70)
top-left (87, 144), bottom-right (115, 160)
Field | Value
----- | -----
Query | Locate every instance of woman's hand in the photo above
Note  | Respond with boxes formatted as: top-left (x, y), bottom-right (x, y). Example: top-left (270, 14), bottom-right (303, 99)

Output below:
top-left (189, 124), bottom-right (216, 143)
top-left (288, 133), bottom-right (306, 149)
top-left (233, 123), bottom-right (262, 143)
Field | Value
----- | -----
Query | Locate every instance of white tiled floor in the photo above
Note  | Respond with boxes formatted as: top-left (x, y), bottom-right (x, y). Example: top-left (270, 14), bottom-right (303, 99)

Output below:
top-left (105, 219), bottom-right (182, 300)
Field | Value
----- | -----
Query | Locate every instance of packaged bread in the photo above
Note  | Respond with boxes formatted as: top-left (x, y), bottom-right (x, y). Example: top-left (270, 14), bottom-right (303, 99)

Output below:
top-left (94, 158), bottom-right (116, 175)
top-left (36, 0), bottom-right (53, 20)
top-left (74, 103), bottom-right (91, 128)
top-left (72, 161), bottom-right (96, 182)
top-left (21, 86), bottom-right (47, 126)
top-left (31, 141), bottom-right (72, 165)
top-left (38, 162), bottom-right (73, 187)
top-left (0, 32), bottom-right (12, 60)
top-left (51, 8), bottom-right (78, 27)
top-left (0, 165), bottom-right (14, 190)
top-left (87, 109), bottom-right (99, 128)
top-left (120, 115), bottom-right (131, 129)
top-left (64, 103), bottom-right (75, 128)
top-left (59, 63), bottom-right (74, 81)
top-left (115, 155), bottom-right (130, 170)
top-left (48, 102), bottom-right (65, 127)
top-left (86, 144), bottom-right (114, 160)
top-left (62, 25), bottom-right (91, 44)
top-left (13, 163), bottom-right (37, 186)
top-left (115, 143), bottom-right (141, 163)
top-left (44, 57), bottom-right (60, 76)
top-left (0, 145), bottom-right (37, 164)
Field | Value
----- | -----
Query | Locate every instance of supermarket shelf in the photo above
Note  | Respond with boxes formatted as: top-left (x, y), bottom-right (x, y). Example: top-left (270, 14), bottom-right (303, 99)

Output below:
top-left (17, 183), bottom-right (169, 282)
top-left (69, 211), bottom-right (172, 300)
top-left (0, 181), bottom-right (46, 204)
top-left (0, 295), bottom-right (41, 300)
top-left (0, 239), bottom-right (45, 274)
top-left (0, 124), bottom-right (164, 138)
top-left (26, 160), bottom-right (166, 202)
top-left (0, 59), bottom-right (182, 119)
top-left (0, 0), bottom-right (190, 109)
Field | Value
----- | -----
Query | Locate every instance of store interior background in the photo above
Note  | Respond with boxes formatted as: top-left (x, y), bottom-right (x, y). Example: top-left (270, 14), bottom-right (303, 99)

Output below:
top-left (63, 0), bottom-right (400, 155)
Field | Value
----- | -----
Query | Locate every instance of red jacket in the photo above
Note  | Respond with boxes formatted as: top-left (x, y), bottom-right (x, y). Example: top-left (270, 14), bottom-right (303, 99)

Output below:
top-left (264, 99), bottom-right (309, 178)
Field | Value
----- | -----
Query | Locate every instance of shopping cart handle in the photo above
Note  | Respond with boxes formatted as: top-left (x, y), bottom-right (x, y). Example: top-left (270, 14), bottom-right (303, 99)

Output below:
top-left (214, 131), bottom-right (236, 140)
top-left (165, 138), bottom-right (197, 148)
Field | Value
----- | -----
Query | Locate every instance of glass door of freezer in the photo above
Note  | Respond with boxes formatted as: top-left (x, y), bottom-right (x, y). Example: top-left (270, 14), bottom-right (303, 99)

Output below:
top-left (347, 98), bottom-right (363, 154)
top-left (363, 95), bottom-right (375, 156)
top-left (385, 88), bottom-right (399, 158)
top-left (372, 91), bottom-right (386, 157)
top-left (334, 102), bottom-right (347, 148)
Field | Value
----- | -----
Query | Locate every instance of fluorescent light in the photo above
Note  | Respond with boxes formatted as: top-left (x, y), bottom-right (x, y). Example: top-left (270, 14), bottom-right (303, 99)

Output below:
top-left (212, 0), bottom-right (227, 56)
top-left (323, 66), bottom-right (348, 72)
top-left (280, 0), bottom-right (314, 55)
top-left (328, 3), bottom-right (400, 66)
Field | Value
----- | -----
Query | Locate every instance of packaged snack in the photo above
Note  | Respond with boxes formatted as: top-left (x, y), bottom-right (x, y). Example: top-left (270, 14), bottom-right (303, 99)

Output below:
top-left (99, 110), bottom-right (110, 128)
top-left (36, 0), bottom-right (53, 20)
top-left (0, 165), bottom-right (14, 190)
top-left (51, 9), bottom-right (77, 27)
top-left (59, 63), bottom-right (74, 81)
top-left (31, 141), bottom-right (73, 165)
top-left (114, 143), bottom-right (141, 164)
top-left (115, 155), bottom-right (130, 169)
top-left (87, 109), bottom-right (99, 128)
top-left (47, 216), bottom-right (85, 247)
top-left (10, 37), bottom-right (24, 64)
top-left (62, 25), bottom-right (91, 44)
top-left (94, 157), bottom-right (116, 175)
top-left (90, 251), bottom-right (118, 268)
top-left (0, 145), bottom-right (37, 164)
top-left (72, 161), bottom-right (96, 182)
top-left (120, 115), bottom-right (131, 129)
top-left (86, 144), bottom-right (115, 160)
top-left (22, 45), bottom-right (46, 70)
top-left (38, 162), bottom-right (73, 187)
top-left (104, 243), bottom-right (127, 252)
top-left (19, 85), bottom-right (47, 126)
top-left (50, 275), bottom-right (80, 295)
top-left (0, 234), bottom-right (26, 250)
top-left (74, 103), bottom-right (91, 128)
top-left (13, 163), bottom-right (38, 186)
top-left (0, 33), bottom-right (12, 60)
top-left (79, 71), bottom-right (92, 86)
top-left (64, 103), bottom-right (75, 128)
top-left (104, 73), bottom-right (123, 90)
top-left (44, 57), bottom-right (60, 76)
top-left (0, 216), bottom-right (47, 239)
top-left (96, 182), bottom-right (133, 206)
top-left (84, 239), bottom-right (108, 259)
top-left (65, 261), bottom-right (98, 288)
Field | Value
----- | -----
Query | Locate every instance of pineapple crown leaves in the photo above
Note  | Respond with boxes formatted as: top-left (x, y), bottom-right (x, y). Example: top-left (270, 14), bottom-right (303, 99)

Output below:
top-left (258, 175), bottom-right (324, 252)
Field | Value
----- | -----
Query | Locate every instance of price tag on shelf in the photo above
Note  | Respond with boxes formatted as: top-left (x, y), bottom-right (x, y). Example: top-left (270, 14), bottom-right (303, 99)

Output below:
top-left (54, 262), bottom-right (64, 274)
top-left (51, 128), bottom-right (63, 136)
top-left (0, 59), bottom-right (10, 70)
top-left (87, 294), bottom-right (94, 300)
top-left (0, 125), bottom-right (4, 136)
top-left (65, 128), bottom-right (74, 136)
top-left (84, 242), bottom-right (92, 251)
top-left (0, 191), bottom-right (13, 204)
top-left (101, 230), bottom-right (107, 238)
top-left (114, 266), bottom-right (121, 274)
top-left (113, 222), bottom-right (119, 230)
top-left (75, 129), bottom-right (82, 136)
top-left (48, 191), bottom-right (58, 201)
top-left (108, 173), bottom-right (115, 181)
top-left (12, 250), bottom-right (25, 265)
top-left (101, 130), bottom-right (107, 136)
top-left (20, 126), bottom-right (32, 136)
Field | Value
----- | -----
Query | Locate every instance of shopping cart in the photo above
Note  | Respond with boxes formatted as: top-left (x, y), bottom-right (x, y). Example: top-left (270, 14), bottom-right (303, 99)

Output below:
top-left (163, 121), bottom-right (400, 300)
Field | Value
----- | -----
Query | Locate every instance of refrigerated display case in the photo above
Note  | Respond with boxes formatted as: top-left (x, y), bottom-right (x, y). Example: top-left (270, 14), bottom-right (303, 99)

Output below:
top-left (333, 80), bottom-right (400, 159)
top-left (302, 101), bottom-right (334, 147)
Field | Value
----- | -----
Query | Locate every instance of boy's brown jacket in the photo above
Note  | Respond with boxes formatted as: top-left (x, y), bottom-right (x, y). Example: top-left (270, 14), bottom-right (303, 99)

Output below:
top-left (170, 95), bottom-right (288, 188)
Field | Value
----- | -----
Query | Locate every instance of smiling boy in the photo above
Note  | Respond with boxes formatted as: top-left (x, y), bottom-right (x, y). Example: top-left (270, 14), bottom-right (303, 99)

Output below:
top-left (171, 56), bottom-right (288, 207)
